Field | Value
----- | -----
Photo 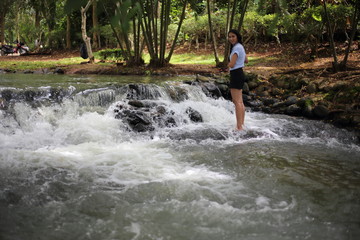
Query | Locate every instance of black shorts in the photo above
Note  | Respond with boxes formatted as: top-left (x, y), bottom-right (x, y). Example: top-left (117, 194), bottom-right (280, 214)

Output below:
top-left (230, 68), bottom-right (245, 90)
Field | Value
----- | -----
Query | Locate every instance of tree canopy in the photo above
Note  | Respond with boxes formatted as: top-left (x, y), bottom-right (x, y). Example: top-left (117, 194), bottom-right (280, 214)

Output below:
top-left (0, 0), bottom-right (358, 69)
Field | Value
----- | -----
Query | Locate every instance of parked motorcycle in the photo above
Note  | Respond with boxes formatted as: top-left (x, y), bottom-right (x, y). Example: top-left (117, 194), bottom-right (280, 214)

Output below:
top-left (0, 41), bottom-right (29, 56)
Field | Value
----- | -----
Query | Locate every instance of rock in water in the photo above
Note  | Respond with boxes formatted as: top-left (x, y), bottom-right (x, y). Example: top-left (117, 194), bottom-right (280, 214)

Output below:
top-left (186, 107), bottom-right (203, 122)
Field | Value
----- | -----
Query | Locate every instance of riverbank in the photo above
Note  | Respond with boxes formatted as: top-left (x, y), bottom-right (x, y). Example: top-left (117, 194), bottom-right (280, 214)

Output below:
top-left (0, 43), bottom-right (359, 136)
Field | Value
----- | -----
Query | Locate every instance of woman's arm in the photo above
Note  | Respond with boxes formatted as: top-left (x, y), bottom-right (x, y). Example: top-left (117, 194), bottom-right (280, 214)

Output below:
top-left (228, 53), bottom-right (238, 68)
top-left (245, 55), bottom-right (248, 64)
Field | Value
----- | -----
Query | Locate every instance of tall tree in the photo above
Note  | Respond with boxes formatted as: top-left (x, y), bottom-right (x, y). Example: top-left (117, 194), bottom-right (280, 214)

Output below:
top-left (166, 0), bottom-right (189, 63)
top-left (92, 1), bottom-right (101, 49)
top-left (139, 0), bottom-right (189, 67)
top-left (0, 0), bottom-right (15, 44)
top-left (81, 0), bottom-right (95, 63)
top-left (207, 0), bottom-right (220, 66)
top-left (110, 0), bottom-right (142, 65)
top-left (66, 14), bottom-right (71, 49)
top-left (322, 0), bottom-right (339, 71)
top-left (220, 0), bottom-right (250, 67)
top-left (340, 0), bottom-right (360, 70)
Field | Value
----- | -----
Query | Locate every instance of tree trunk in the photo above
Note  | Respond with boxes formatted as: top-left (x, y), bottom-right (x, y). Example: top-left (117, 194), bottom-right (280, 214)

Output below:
top-left (66, 15), bottom-right (71, 49)
top-left (166, 0), bottom-right (188, 62)
top-left (322, 1), bottom-right (339, 72)
top-left (0, 11), bottom-right (5, 44)
top-left (237, 0), bottom-right (249, 31)
top-left (35, 9), bottom-right (41, 29)
top-left (340, 4), bottom-right (359, 70)
top-left (92, 1), bottom-right (100, 49)
top-left (221, 0), bottom-right (238, 67)
top-left (206, 0), bottom-right (220, 66)
top-left (81, 0), bottom-right (95, 63)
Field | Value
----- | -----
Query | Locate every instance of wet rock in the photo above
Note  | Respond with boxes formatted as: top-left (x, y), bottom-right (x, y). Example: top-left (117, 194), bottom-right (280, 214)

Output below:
top-left (0, 98), bottom-right (6, 109)
top-left (50, 88), bottom-right (65, 101)
top-left (24, 90), bottom-right (37, 102)
top-left (163, 117), bottom-right (177, 128)
top-left (53, 68), bottom-right (65, 74)
top-left (285, 96), bottom-right (298, 106)
top-left (331, 111), bottom-right (351, 127)
top-left (186, 107), bottom-right (203, 122)
top-left (1, 89), bottom-right (13, 101)
top-left (351, 115), bottom-right (360, 128)
top-left (248, 100), bottom-right (263, 107)
top-left (242, 94), bottom-right (252, 105)
top-left (156, 105), bottom-right (167, 115)
top-left (23, 69), bottom-right (34, 74)
top-left (122, 110), bottom-right (154, 132)
top-left (4, 69), bottom-right (16, 73)
top-left (196, 74), bottom-right (212, 82)
top-left (217, 84), bottom-right (230, 100)
top-left (261, 106), bottom-right (272, 113)
top-left (242, 82), bottom-right (250, 94)
top-left (183, 80), bottom-right (193, 85)
top-left (262, 97), bottom-right (279, 106)
top-left (245, 72), bottom-right (258, 83)
top-left (42, 68), bottom-right (51, 74)
top-left (201, 82), bottom-right (222, 99)
top-left (166, 86), bottom-right (188, 102)
top-left (271, 87), bottom-right (283, 96)
top-left (125, 84), bottom-right (161, 100)
top-left (214, 78), bottom-right (228, 85)
top-left (169, 128), bottom-right (227, 141)
top-left (272, 101), bottom-right (286, 109)
top-left (307, 83), bottom-right (317, 93)
top-left (255, 85), bottom-right (269, 96)
top-left (286, 104), bottom-right (302, 116)
top-left (313, 105), bottom-right (329, 119)
top-left (302, 104), bottom-right (314, 118)
top-left (247, 81), bottom-right (259, 90)
top-left (128, 100), bottom-right (144, 108)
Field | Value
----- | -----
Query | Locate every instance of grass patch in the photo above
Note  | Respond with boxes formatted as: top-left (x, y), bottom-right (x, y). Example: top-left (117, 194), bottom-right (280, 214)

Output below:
top-left (142, 52), bottom-right (223, 65)
top-left (0, 51), bottom-right (257, 71)
top-left (144, 52), bottom-right (257, 65)
top-left (0, 57), bottom-right (84, 71)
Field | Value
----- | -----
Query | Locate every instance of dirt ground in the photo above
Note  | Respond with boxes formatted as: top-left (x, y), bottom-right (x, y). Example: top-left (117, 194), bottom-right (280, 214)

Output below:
top-left (0, 42), bottom-right (359, 79)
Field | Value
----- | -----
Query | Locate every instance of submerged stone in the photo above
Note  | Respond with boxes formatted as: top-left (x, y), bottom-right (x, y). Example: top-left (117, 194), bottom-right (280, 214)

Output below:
top-left (186, 107), bottom-right (203, 122)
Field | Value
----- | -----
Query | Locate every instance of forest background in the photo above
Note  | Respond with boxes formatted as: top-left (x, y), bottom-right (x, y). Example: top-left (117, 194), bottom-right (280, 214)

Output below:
top-left (0, 0), bottom-right (359, 72)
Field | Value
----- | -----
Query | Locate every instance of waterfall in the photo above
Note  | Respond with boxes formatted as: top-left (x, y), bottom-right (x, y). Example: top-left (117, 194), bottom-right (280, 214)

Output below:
top-left (0, 77), bottom-right (359, 240)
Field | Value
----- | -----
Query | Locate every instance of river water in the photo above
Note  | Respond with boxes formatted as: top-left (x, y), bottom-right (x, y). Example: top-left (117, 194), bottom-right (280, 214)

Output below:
top-left (0, 74), bottom-right (359, 240)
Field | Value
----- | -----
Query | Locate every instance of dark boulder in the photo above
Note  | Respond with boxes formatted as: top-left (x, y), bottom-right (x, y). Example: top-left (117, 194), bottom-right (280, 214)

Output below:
top-left (284, 96), bottom-right (298, 106)
top-left (122, 110), bottom-right (154, 132)
top-left (128, 100), bottom-right (145, 108)
top-left (313, 105), bottom-right (330, 119)
top-left (1, 89), bottom-right (13, 101)
top-left (186, 107), bottom-right (203, 122)
top-left (201, 82), bottom-right (222, 99)
top-left (286, 104), bottom-right (302, 116)
top-left (53, 68), bottom-right (65, 74)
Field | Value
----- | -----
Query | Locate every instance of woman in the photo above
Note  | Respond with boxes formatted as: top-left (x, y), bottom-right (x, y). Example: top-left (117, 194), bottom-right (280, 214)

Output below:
top-left (228, 29), bottom-right (248, 131)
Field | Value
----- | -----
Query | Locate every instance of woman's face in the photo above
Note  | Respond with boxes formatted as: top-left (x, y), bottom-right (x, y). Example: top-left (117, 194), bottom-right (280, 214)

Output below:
top-left (228, 32), bottom-right (238, 45)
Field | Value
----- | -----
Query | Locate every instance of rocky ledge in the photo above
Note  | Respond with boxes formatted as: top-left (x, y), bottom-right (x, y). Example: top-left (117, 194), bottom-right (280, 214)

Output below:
top-left (199, 71), bottom-right (360, 135)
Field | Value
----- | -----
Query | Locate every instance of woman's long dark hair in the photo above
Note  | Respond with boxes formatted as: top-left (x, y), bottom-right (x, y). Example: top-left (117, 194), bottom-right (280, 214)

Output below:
top-left (228, 29), bottom-right (243, 54)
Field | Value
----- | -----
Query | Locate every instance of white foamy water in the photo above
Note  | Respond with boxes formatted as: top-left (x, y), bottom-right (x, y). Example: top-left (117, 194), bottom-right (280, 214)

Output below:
top-left (0, 80), bottom-right (359, 240)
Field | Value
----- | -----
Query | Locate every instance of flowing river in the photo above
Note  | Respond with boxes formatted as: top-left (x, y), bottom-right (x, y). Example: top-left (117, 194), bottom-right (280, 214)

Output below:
top-left (0, 74), bottom-right (359, 240)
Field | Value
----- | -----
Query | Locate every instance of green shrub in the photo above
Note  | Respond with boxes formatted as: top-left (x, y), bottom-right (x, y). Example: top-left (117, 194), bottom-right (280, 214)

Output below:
top-left (97, 49), bottom-right (125, 62)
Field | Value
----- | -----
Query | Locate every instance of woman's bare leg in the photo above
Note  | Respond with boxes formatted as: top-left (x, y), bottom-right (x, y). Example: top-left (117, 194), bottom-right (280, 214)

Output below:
top-left (230, 88), bottom-right (245, 130)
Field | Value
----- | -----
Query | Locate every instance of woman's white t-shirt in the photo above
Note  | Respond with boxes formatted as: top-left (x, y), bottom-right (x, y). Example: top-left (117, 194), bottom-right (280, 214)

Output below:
top-left (229, 43), bottom-right (246, 71)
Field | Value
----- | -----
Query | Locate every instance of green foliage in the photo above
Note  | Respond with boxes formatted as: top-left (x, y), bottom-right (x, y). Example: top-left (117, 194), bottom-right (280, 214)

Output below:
top-left (99, 25), bottom-right (118, 47)
top-left (97, 48), bottom-right (126, 62)
top-left (111, 0), bottom-right (141, 35)
top-left (64, 0), bottom-right (88, 14)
